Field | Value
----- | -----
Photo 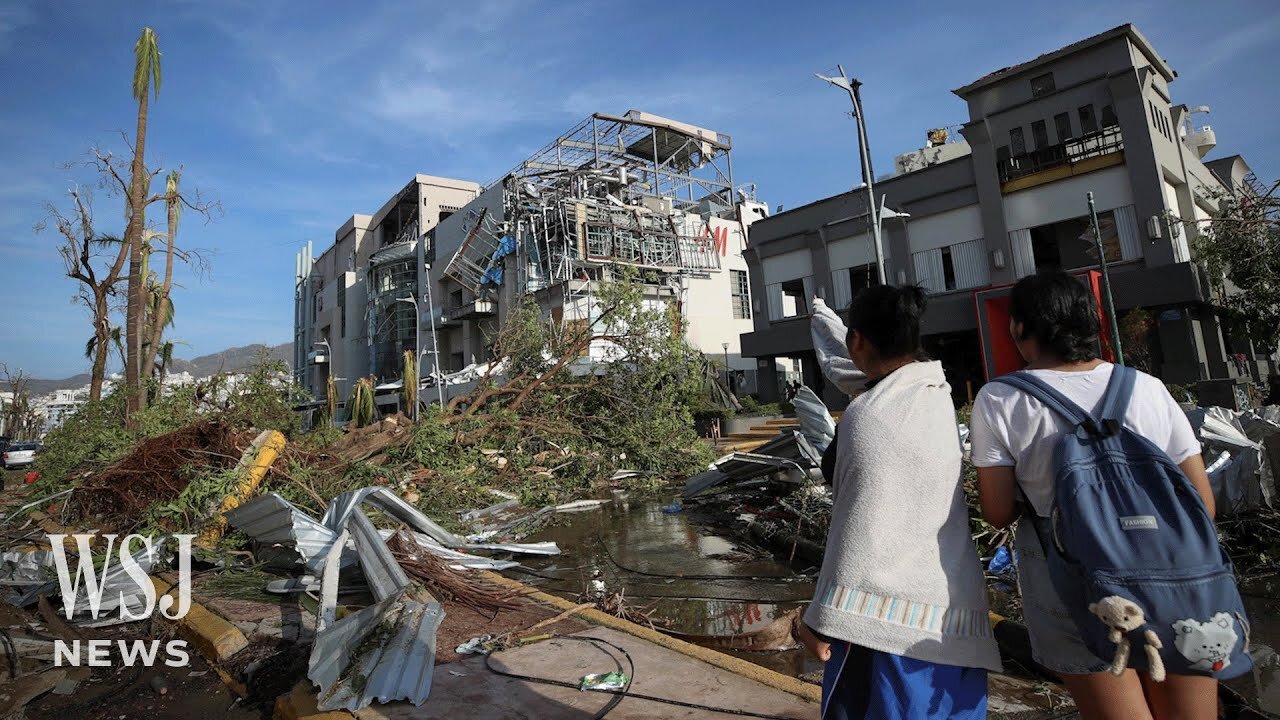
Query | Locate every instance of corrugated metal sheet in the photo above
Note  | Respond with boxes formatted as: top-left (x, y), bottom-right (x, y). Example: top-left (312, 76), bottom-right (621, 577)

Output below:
top-left (228, 489), bottom-right (557, 579)
top-left (348, 509), bottom-right (410, 602)
top-left (310, 595), bottom-right (444, 712)
top-left (225, 493), bottom-right (340, 571)
top-left (950, 238), bottom-right (990, 290)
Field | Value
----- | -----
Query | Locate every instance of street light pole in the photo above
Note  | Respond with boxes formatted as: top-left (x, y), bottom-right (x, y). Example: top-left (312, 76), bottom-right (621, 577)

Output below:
top-left (818, 65), bottom-right (885, 285)
top-left (722, 342), bottom-right (731, 393)
top-left (422, 273), bottom-right (445, 410)
top-left (1087, 192), bottom-right (1124, 365)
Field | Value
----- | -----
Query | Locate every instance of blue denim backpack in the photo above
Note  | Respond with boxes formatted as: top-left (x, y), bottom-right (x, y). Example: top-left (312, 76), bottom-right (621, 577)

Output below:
top-left (993, 366), bottom-right (1252, 680)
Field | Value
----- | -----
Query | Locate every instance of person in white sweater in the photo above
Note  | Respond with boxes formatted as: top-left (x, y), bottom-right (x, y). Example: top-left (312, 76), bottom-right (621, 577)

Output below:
top-left (794, 285), bottom-right (1001, 719)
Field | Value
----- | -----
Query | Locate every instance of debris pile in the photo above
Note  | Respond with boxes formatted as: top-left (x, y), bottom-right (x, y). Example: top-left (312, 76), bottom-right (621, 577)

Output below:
top-left (68, 419), bottom-right (248, 527)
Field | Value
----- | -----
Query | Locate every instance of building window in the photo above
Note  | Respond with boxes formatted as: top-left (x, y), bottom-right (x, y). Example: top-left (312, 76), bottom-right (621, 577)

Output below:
top-left (451, 289), bottom-right (464, 309)
top-left (1030, 72), bottom-right (1056, 98)
top-left (766, 277), bottom-right (813, 320)
top-left (1079, 104), bottom-right (1098, 135)
top-left (1031, 120), bottom-right (1049, 151)
top-left (1054, 112), bottom-right (1073, 142)
top-left (1028, 210), bottom-right (1122, 272)
top-left (337, 280), bottom-right (346, 338)
top-left (730, 269), bottom-right (751, 319)
top-left (996, 145), bottom-right (1011, 167)
top-left (940, 246), bottom-right (957, 291)
top-left (781, 279), bottom-right (808, 317)
top-left (1101, 105), bottom-right (1118, 128)
top-left (1009, 127), bottom-right (1026, 156)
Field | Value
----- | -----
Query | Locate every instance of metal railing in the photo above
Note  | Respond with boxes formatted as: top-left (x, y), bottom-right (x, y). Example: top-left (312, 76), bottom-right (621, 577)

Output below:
top-left (1000, 126), bottom-right (1124, 183)
top-left (582, 223), bottom-right (721, 271)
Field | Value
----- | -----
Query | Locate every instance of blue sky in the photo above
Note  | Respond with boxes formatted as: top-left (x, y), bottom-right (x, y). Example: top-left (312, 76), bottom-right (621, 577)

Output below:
top-left (1, 0), bottom-right (1277, 378)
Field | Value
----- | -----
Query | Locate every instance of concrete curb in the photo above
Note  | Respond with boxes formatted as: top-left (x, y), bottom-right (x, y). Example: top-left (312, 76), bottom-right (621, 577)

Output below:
top-left (483, 571), bottom-right (823, 705)
top-left (150, 576), bottom-right (249, 663)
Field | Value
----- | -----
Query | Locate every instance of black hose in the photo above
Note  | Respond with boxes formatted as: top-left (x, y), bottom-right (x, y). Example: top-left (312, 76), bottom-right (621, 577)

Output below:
top-left (484, 634), bottom-right (802, 719)
top-left (486, 635), bottom-right (631, 720)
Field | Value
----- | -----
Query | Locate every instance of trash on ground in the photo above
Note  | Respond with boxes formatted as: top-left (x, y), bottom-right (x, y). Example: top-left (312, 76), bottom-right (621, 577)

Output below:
top-left (579, 671), bottom-right (628, 692)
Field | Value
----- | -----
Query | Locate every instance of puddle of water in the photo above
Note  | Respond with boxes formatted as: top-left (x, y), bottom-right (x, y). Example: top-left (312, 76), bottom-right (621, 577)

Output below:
top-left (515, 495), bottom-right (821, 676)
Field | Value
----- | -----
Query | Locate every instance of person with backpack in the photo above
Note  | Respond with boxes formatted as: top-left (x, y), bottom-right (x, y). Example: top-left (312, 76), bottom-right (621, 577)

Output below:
top-left (970, 271), bottom-right (1251, 719)
top-left (793, 285), bottom-right (1001, 719)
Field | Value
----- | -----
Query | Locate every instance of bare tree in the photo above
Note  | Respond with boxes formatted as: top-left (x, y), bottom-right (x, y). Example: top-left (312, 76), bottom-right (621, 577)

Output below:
top-left (39, 187), bottom-right (129, 401)
top-left (88, 149), bottom-right (217, 401)
top-left (1, 364), bottom-right (41, 441)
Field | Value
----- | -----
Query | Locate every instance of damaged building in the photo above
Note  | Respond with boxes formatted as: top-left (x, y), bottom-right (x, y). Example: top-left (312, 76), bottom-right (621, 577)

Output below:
top-left (295, 111), bottom-right (768, 414)
top-left (740, 24), bottom-right (1271, 407)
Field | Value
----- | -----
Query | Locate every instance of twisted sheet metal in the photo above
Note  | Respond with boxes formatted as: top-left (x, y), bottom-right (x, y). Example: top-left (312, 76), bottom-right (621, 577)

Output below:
top-left (309, 595), bottom-right (444, 712)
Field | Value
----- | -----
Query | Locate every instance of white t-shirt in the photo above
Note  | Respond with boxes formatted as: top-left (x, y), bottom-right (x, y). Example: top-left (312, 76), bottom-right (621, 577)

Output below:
top-left (969, 363), bottom-right (1201, 516)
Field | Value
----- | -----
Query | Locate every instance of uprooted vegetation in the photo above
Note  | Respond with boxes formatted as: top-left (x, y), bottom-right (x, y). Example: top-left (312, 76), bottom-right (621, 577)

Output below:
top-left (24, 274), bottom-right (719, 538)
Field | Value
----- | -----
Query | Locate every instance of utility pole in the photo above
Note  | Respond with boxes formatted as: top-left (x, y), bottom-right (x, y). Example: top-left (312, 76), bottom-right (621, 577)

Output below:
top-left (1087, 192), bottom-right (1124, 365)
top-left (818, 65), bottom-right (885, 285)
top-left (422, 273), bottom-right (445, 410)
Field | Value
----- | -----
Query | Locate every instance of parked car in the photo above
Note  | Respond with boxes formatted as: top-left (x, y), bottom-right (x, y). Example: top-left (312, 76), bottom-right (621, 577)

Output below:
top-left (2, 441), bottom-right (40, 470)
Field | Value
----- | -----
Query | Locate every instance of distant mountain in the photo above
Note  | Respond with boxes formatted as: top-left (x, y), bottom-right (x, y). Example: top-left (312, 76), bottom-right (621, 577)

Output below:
top-left (23, 342), bottom-right (292, 396)
top-left (169, 342), bottom-right (293, 378)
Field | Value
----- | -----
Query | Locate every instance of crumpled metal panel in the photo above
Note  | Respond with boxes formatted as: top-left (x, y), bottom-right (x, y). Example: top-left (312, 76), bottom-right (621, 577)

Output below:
top-left (348, 510), bottom-right (409, 603)
top-left (791, 386), bottom-right (835, 455)
top-left (309, 596), bottom-right (444, 712)
top-left (0, 548), bottom-right (56, 585)
top-left (226, 493), bottom-right (342, 572)
top-left (376, 530), bottom-right (518, 570)
top-left (229, 490), bottom-right (557, 578)
top-left (9, 536), bottom-right (171, 621)
top-left (322, 487), bottom-right (558, 560)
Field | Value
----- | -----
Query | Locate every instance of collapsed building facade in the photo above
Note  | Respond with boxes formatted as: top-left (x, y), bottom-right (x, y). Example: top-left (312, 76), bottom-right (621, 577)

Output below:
top-left (295, 111), bottom-right (768, 414)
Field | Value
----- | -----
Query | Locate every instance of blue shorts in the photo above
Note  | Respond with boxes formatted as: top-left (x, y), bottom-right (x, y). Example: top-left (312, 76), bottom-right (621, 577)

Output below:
top-left (821, 640), bottom-right (988, 720)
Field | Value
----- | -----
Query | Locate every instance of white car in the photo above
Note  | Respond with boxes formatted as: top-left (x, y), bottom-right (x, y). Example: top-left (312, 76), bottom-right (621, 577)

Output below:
top-left (2, 441), bottom-right (39, 470)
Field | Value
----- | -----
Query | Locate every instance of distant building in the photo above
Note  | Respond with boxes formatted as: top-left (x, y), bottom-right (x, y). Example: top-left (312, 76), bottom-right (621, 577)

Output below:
top-left (38, 388), bottom-right (86, 435)
top-left (740, 24), bottom-right (1267, 405)
top-left (295, 111), bottom-right (767, 415)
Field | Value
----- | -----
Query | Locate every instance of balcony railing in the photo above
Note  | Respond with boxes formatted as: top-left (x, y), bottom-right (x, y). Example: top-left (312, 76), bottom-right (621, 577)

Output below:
top-left (999, 126), bottom-right (1124, 183)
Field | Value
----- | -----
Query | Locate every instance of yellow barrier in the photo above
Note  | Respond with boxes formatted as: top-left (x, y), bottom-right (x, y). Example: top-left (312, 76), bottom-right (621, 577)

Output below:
top-left (197, 429), bottom-right (287, 548)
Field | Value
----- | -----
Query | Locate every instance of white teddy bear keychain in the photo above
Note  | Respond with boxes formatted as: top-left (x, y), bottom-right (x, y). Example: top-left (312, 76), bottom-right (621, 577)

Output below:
top-left (1088, 596), bottom-right (1167, 682)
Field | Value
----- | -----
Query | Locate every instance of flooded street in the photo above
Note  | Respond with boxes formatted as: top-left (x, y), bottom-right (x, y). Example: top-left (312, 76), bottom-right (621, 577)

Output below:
top-left (512, 494), bottom-right (823, 678)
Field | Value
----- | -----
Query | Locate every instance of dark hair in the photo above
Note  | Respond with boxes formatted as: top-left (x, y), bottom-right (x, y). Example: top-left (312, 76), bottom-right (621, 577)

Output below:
top-left (1009, 271), bottom-right (1100, 362)
top-left (845, 284), bottom-right (927, 358)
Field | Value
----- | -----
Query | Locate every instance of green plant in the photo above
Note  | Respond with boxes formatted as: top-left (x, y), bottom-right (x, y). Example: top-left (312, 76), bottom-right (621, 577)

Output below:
top-left (348, 377), bottom-right (376, 428)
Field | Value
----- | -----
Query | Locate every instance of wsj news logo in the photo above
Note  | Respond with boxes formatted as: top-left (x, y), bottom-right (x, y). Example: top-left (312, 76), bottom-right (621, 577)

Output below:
top-left (47, 534), bottom-right (194, 667)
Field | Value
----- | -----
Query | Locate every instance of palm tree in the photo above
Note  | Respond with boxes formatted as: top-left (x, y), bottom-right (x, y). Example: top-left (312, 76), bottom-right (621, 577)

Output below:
top-left (123, 26), bottom-right (161, 426)
top-left (141, 169), bottom-right (179, 380)
top-left (85, 325), bottom-right (126, 372)
top-left (154, 341), bottom-right (175, 383)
